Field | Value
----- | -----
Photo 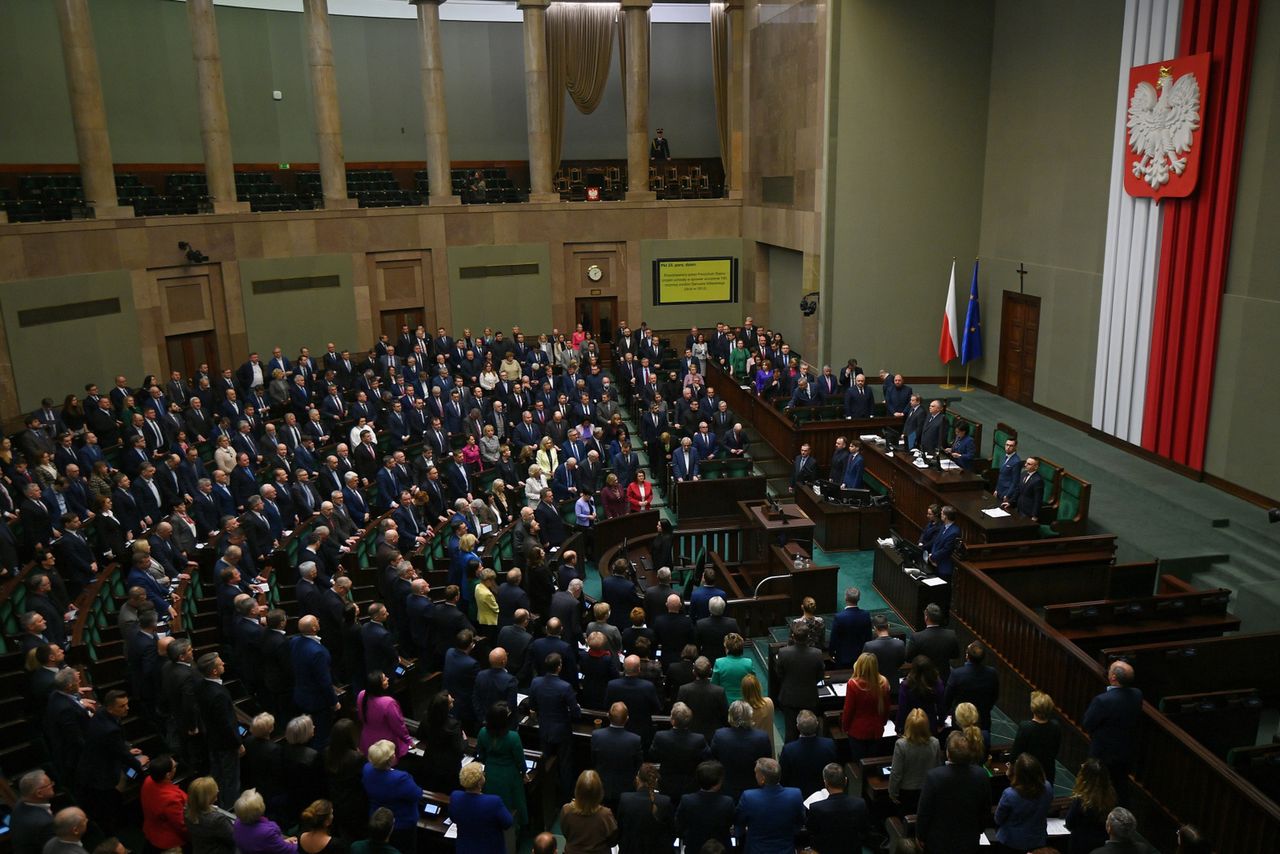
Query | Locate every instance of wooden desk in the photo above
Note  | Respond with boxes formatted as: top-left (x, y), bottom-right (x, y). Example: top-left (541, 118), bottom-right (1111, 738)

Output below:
top-left (794, 484), bottom-right (891, 551)
top-left (861, 442), bottom-right (1039, 543)
top-left (739, 499), bottom-right (814, 559)
top-left (873, 542), bottom-right (951, 630)
top-left (673, 475), bottom-right (767, 521)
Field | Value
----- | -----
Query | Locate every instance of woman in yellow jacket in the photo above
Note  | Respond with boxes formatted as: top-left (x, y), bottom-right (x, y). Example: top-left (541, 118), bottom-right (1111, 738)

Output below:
top-left (474, 567), bottom-right (500, 642)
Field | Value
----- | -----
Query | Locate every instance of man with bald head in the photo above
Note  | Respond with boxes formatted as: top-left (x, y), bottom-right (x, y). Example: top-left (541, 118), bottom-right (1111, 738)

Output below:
top-left (1084, 659), bottom-right (1143, 800)
top-left (591, 701), bottom-right (643, 811)
top-left (654, 593), bottom-right (696, 663)
top-left (291, 614), bottom-right (339, 748)
top-left (473, 647), bottom-right (518, 721)
top-left (44, 807), bottom-right (89, 854)
top-left (606, 655), bottom-right (662, 750)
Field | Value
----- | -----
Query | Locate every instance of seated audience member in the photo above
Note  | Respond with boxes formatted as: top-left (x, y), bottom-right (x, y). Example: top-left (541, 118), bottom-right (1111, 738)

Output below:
top-left (449, 761), bottom-right (513, 854)
top-left (889, 707), bottom-right (940, 815)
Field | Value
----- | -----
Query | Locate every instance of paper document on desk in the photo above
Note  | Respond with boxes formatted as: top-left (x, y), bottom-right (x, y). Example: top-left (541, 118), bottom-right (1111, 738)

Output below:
top-left (444, 823), bottom-right (458, 839)
top-left (882, 720), bottom-right (897, 738)
top-left (877, 538), bottom-right (895, 548)
top-left (859, 434), bottom-right (881, 444)
top-left (833, 682), bottom-right (847, 697)
top-left (982, 507), bottom-right (1011, 518)
top-left (939, 460), bottom-right (959, 470)
top-left (921, 576), bottom-right (947, 587)
top-left (979, 832), bottom-right (991, 846)
top-left (913, 459), bottom-right (930, 469)
top-left (1046, 818), bottom-right (1069, 835)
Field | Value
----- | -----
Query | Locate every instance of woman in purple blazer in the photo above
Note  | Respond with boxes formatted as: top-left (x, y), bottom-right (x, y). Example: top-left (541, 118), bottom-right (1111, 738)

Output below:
top-left (357, 671), bottom-right (415, 757)
top-left (231, 789), bottom-right (297, 854)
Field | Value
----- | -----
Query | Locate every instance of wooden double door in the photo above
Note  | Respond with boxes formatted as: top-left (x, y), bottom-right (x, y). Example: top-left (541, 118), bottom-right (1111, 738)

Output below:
top-left (998, 291), bottom-right (1040, 405)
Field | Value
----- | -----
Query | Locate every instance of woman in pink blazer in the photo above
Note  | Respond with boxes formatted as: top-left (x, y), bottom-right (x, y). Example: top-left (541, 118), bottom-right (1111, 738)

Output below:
top-left (357, 671), bottom-right (415, 757)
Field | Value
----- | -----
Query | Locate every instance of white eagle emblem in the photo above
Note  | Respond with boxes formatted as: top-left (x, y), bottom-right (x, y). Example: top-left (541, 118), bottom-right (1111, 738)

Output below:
top-left (1127, 69), bottom-right (1201, 189)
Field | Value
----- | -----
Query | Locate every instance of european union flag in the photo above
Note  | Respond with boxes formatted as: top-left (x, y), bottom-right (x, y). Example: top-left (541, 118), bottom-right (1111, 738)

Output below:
top-left (961, 260), bottom-right (983, 364)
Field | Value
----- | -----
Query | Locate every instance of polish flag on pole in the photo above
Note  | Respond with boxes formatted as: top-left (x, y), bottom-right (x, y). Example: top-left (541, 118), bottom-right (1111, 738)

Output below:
top-left (938, 260), bottom-right (960, 364)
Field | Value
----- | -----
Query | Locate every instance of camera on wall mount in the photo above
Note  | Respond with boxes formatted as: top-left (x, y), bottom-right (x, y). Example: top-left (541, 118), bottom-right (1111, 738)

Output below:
top-left (799, 292), bottom-right (819, 317)
top-left (178, 241), bottom-right (209, 264)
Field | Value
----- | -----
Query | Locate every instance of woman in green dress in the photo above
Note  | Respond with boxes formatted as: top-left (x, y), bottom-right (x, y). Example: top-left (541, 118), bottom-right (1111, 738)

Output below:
top-left (712, 633), bottom-right (756, 705)
top-left (729, 339), bottom-right (749, 378)
top-left (476, 701), bottom-right (528, 846)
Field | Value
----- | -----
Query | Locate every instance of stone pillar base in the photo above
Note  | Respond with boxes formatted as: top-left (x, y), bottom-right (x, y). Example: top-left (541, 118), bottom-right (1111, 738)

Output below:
top-left (528, 192), bottom-right (562, 204)
top-left (90, 204), bottom-right (134, 220)
top-left (321, 196), bottom-right (359, 210)
top-left (428, 193), bottom-right (462, 207)
top-left (211, 200), bottom-right (252, 215)
top-left (625, 190), bottom-right (657, 202)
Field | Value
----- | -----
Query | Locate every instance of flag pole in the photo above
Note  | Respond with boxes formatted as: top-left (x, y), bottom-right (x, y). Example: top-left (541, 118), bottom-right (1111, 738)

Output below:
top-left (940, 364), bottom-right (954, 389)
top-left (959, 365), bottom-right (974, 392)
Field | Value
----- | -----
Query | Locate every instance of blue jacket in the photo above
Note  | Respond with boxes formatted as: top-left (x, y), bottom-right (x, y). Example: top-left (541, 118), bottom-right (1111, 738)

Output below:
top-left (291, 635), bottom-right (337, 713)
top-left (734, 784), bottom-right (806, 854)
top-left (828, 606), bottom-right (872, 668)
top-left (1083, 685), bottom-right (1144, 766)
top-left (362, 764), bottom-right (422, 830)
top-left (841, 452), bottom-right (865, 490)
top-left (710, 726), bottom-right (773, 800)
top-left (929, 523), bottom-right (960, 578)
top-left (950, 435), bottom-right (976, 469)
top-left (779, 736), bottom-right (837, 797)
top-left (448, 791), bottom-right (512, 854)
top-left (527, 674), bottom-right (580, 745)
top-left (994, 451), bottom-right (1022, 499)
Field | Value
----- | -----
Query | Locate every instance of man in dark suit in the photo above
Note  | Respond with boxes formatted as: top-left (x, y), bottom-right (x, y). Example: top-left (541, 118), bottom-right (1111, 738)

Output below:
top-left (675, 760), bottom-right (736, 852)
top-left (918, 399), bottom-right (948, 452)
top-left (790, 443), bottom-right (817, 491)
top-left (497, 610), bottom-right (534, 685)
top-left (78, 690), bottom-right (146, 832)
top-left (944, 642), bottom-right (1001, 740)
top-left (426, 586), bottom-right (472, 670)
top-left (906, 603), bottom-right (962, 682)
top-left (805, 763), bottom-right (872, 854)
top-left (292, 616), bottom-right (339, 749)
top-left (779, 710), bottom-right (837, 797)
top-left (926, 504), bottom-right (961, 579)
top-left (654, 592), bottom-right (696, 663)
top-left (125, 609), bottom-right (161, 714)
top-left (1084, 660), bottom-right (1144, 799)
top-left (709, 701), bottom-right (773, 801)
top-left (678, 657), bottom-right (729, 743)
top-left (775, 626), bottom-right (825, 742)
top-left (916, 731), bottom-right (992, 854)
top-left (605, 656), bottom-right (663, 750)
top-left (649, 702), bottom-right (709, 802)
top-left (549, 579), bottom-right (587, 642)
top-left (864, 614), bottom-right (908, 691)
top-left (362, 604), bottom-right (401, 688)
top-left (444, 629), bottom-right (481, 733)
top-left (1004, 456), bottom-right (1046, 522)
top-left (695, 597), bottom-right (740, 661)
top-left (194, 653), bottom-right (240, 807)
top-left (600, 559), bottom-right (641, 631)
top-left (591, 702), bottom-right (644, 810)
top-left (44, 668), bottom-right (92, 786)
top-left (993, 437), bottom-right (1023, 501)
top-left (843, 373), bottom-right (876, 419)
top-left (527, 653), bottom-right (581, 799)
top-left (473, 647), bottom-right (518, 722)
top-left (827, 586), bottom-right (873, 668)
top-left (10, 769), bottom-right (57, 854)
top-left (734, 758), bottom-right (806, 852)
top-left (496, 568), bottom-right (531, 628)
top-left (534, 490), bottom-right (567, 548)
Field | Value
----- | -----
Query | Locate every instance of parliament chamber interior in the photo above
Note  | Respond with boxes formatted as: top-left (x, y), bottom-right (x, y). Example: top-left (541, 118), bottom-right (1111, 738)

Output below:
top-left (1, 1), bottom-right (1279, 853)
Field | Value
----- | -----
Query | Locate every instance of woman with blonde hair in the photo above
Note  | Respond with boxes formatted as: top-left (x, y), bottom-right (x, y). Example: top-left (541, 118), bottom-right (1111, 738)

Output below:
top-left (600, 472), bottom-right (628, 519)
top-left (524, 463), bottom-right (548, 506)
top-left (185, 776), bottom-right (235, 854)
top-left (362, 739), bottom-right (421, 853)
top-left (889, 708), bottom-right (940, 814)
top-left (449, 761), bottom-right (513, 854)
top-left (231, 789), bottom-right (297, 854)
top-left (297, 800), bottom-right (344, 854)
top-left (478, 424), bottom-right (501, 466)
top-left (474, 568), bottom-right (499, 640)
top-left (954, 702), bottom-right (988, 767)
top-left (213, 434), bottom-right (236, 474)
top-left (842, 652), bottom-right (892, 759)
top-left (740, 673), bottom-right (776, 755)
top-left (1011, 690), bottom-right (1062, 783)
top-left (536, 437), bottom-right (561, 478)
top-left (559, 770), bottom-right (618, 854)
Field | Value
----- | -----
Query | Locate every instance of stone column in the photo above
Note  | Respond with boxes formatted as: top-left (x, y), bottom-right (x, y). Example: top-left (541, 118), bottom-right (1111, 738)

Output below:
top-left (52, 0), bottom-right (131, 218)
top-left (621, 0), bottom-right (655, 201)
top-left (518, 0), bottom-right (559, 202)
top-left (725, 0), bottom-right (745, 199)
top-left (302, 0), bottom-right (355, 209)
top-left (186, 0), bottom-right (249, 214)
top-left (412, 0), bottom-right (459, 206)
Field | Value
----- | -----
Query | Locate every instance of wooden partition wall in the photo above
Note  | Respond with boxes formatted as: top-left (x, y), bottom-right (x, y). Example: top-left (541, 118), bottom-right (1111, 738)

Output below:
top-left (950, 563), bottom-right (1280, 851)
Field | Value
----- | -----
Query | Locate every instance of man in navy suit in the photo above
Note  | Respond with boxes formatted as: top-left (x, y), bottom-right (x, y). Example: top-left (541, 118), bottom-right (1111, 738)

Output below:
top-left (526, 653), bottom-right (581, 799)
top-left (943, 642), bottom-right (1001, 741)
top-left (291, 615), bottom-right (339, 748)
top-left (675, 761), bottom-right (736, 852)
top-left (841, 440), bottom-right (865, 491)
top-left (806, 763), bottom-right (872, 854)
top-left (993, 437), bottom-right (1022, 501)
top-left (1084, 660), bottom-right (1144, 799)
top-left (605, 656), bottom-right (662, 750)
top-left (710, 701), bottom-right (773, 800)
top-left (779, 710), bottom-right (837, 797)
top-left (734, 757), bottom-right (806, 853)
top-left (672, 437), bottom-right (700, 482)
top-left (843, 374), bottom-right (876, 419)
top-left (918, 400), bottom-right (948, 452)
top-left (591, 702), bottom-right (643, 810)
top-left (927, 505), bottom-right (961, 579)
top-left (790, 444), bottom-right (817, 491)
top-left (827, 587), bottom-right (872, 668)
top-left (1003, 456), bottom-right (1045, 522)
top-left (916, 732), bottom-right (992, 854)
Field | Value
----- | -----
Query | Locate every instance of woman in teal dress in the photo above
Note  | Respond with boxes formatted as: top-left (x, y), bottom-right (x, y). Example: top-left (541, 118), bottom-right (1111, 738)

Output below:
top-left (712, 633), bottom-right (756, 705)
top-left (729, 339), bottom-right (749, 378)
top-left (476, 701), bottom-right (528, 838)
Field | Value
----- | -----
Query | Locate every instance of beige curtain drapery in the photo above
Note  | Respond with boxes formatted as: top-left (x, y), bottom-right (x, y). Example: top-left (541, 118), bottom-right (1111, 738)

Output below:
top-left (546, 2), bottom-right (619, 171)
top-left (710, 2), bottom-right (730, 169)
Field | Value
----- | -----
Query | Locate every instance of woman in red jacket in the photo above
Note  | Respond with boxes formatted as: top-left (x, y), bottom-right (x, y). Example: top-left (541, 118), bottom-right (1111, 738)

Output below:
top-left (141, 754), bottom-right (190, 852)
top-left (625, 469), bottom-right (653, 512)
top-left (840, 652), bottom-right (891, 759)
